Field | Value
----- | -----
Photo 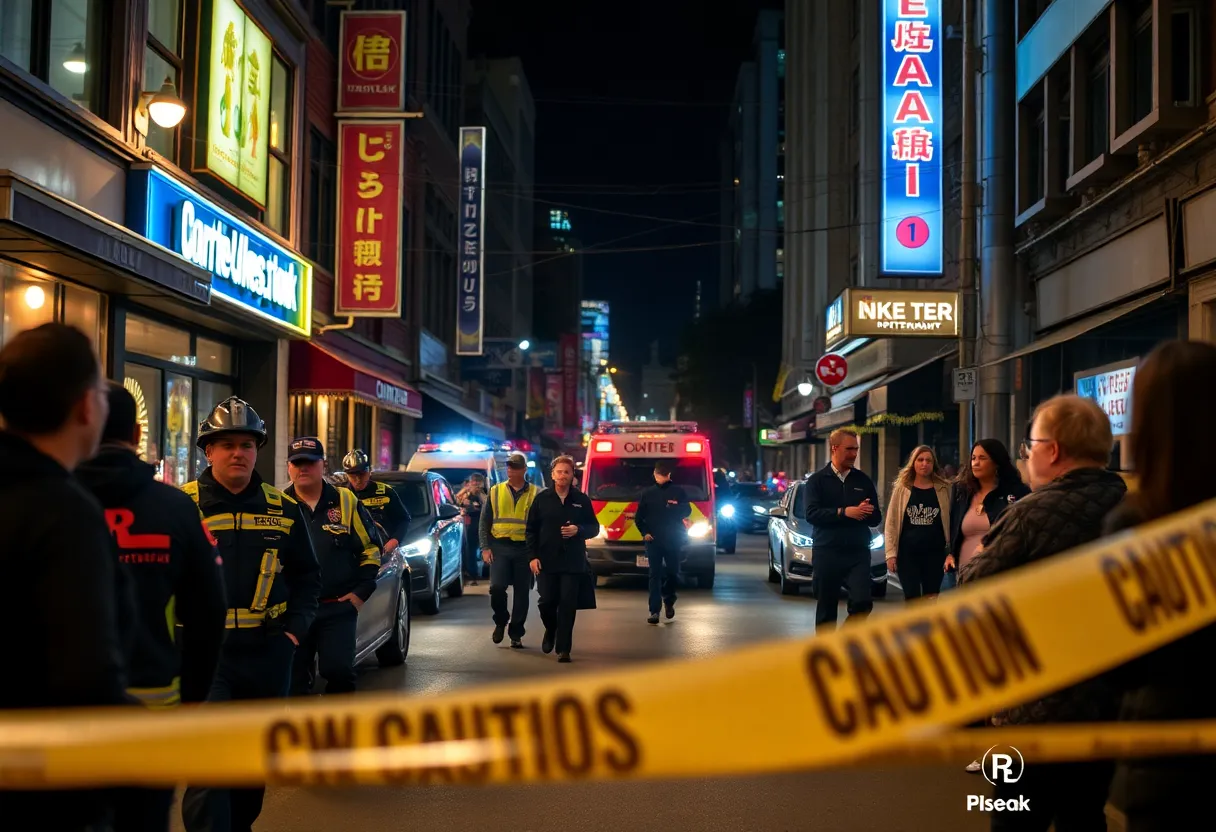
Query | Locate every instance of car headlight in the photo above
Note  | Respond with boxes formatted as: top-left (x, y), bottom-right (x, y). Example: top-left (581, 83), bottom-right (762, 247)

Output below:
top-left (751, 504), bottom-right (768, 515)
top-left (687, 521), bottom-right (710, 538)
top-left (790, 531), bottom-right (814, 547)
top-left (870, 533), bottom-right (885, 550)
top-left (401, 538), bottom-right (433, 557)
top-left (718, 503), bottom-right (735, 519)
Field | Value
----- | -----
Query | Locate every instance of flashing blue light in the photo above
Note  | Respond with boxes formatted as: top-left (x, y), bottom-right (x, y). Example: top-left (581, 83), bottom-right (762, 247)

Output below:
top-left (719, 503), bottom-right (735, 519)
top-left (439, 440), bottom-right (492, 454)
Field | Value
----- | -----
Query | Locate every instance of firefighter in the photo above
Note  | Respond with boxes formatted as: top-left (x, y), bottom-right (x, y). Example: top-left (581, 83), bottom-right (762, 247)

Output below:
top-left (342, 448), bottom-right (411, 551)
top-left (76, 382), bottom-right (228, 832)
top-left (179, 396), bottom-right (320, 832)
top-left (285, 437), bottom-right (381, 695)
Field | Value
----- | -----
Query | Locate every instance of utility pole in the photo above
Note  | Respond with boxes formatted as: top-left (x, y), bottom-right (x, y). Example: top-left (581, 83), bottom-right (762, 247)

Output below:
top-left (957, 0), bottom-right (977, 459)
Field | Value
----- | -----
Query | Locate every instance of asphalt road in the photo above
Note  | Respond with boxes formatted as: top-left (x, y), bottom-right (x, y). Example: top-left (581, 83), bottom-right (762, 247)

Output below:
top-left (171, 534), bottom-right (992, 832)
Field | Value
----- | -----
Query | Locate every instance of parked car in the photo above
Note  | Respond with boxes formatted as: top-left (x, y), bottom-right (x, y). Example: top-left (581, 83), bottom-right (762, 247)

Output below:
top-left (766, 480), bottom-right (888, 597)
top-left (373, 470), bottom-right (467, 614)
top-left (732, 481), bottom-right (781, 533)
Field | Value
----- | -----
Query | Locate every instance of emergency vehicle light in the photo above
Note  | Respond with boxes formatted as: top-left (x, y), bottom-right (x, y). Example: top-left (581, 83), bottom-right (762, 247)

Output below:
top-left (593, 440), bottom-right (613, 453)
top-left (685, 441), bottom-right (704, 453)
top-left (418, 443), bottom-right (441, 452)
top-left (597, 420), bottom-right (698, 434)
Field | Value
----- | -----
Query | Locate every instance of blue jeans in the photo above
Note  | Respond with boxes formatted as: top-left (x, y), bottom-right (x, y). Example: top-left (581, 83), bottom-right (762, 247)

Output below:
top-left (646, 540), bottom-right (680, 614)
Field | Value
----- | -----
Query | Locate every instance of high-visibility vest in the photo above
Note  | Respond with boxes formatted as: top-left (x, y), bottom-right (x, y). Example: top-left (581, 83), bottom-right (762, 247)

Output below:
top-left (489, 482), bottom-right (537, 542)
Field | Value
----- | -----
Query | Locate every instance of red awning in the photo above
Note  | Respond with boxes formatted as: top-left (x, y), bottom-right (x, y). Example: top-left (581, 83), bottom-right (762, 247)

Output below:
top-left (289, 340), bottom-right (422, 417)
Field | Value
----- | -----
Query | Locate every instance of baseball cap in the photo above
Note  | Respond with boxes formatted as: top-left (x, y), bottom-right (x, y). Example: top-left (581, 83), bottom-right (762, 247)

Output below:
top-left (505, 452), bottom-right (528, 469)
top-left (288, 436), bottom-right (325, 463)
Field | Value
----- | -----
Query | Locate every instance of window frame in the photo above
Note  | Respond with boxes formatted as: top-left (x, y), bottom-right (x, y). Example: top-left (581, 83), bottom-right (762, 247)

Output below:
top-left (266, 50), bottom-right (294, 237)
top-left (144, 0), bottom-right (183, 162)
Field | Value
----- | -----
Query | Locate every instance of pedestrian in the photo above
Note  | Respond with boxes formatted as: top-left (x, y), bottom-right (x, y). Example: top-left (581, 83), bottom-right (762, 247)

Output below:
top-left (284, 437), bottom-right (381, 696)
top-left (960, 394), bottom-right (1126, 831)
top-left (457, 473), bottom-right (488, 584)
top-left (342, 448), bottom-right (412, 553)
top-left (480, 453), bottom-right (539, 648)
top-left (179, 397), bottom-right (321, 832)
top-left (802, 428), bottom-right (882, 631)
top-left (634, 459), bottom-right (690, 624)
top-left (76, 382), bottom-right (228, 831)
top-left (0, 323), bottom-right (130, 830)
top-left (527, 455), bottom-right (600, 662)
top-left (882, 444), bottom-right (951, 601)
top-left (947, 439), bottom-right (1028, 581)
top-left (1102, 341), bottom-right (1216, 830)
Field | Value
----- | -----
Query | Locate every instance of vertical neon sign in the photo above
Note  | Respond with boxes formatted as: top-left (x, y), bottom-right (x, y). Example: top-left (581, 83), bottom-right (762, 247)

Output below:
top-left (881, 0), bottom-right (943, 276)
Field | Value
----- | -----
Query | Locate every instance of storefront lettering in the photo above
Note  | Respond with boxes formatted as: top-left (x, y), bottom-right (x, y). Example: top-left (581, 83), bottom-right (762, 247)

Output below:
top-left (856, 298), bottom-right (953, 332)
top-left (375, 380), bottom-right (413, 409)
top-left (176, 199), bottom-right (300, 313)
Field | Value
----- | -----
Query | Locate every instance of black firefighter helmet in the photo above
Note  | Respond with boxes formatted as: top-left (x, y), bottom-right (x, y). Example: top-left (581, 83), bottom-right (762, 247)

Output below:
top-left (342, 449), bottom-right (371, 474)
top-left (196, 395), bottom-right (268, 450)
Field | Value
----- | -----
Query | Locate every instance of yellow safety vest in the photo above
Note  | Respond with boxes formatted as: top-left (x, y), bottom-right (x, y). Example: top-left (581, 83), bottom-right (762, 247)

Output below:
top-left (489, 482), bottom-right (537, 542)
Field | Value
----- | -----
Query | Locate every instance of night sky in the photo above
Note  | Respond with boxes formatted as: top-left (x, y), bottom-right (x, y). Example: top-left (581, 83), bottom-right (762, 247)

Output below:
top-left (469, 0), bottom-right (779, 393)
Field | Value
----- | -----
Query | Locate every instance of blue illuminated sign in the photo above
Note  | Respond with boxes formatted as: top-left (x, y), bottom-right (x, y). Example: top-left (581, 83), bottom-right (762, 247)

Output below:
top-left (882, 0), bottom-right (943, 276)
top-left (127, 167), bottom-right (313, 337)
top-left (456, 127), bottom-right (486, 356)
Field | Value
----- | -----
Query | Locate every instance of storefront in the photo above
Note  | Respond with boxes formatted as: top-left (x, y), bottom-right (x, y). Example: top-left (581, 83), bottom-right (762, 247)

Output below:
top-left (288, 339), bottom-right (423, 471)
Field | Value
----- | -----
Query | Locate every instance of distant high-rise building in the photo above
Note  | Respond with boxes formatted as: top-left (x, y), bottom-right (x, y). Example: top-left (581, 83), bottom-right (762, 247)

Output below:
top-left (640, 342), bottom-right (676, 422)
top-left (580, 300), bottom-right (610, 428)
top-left (532, 210), bottom-right (583, 341)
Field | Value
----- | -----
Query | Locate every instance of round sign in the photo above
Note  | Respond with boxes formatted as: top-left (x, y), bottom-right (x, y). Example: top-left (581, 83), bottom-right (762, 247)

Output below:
top-left (896, 216), bottom-right (930, 249)
top-left (815, 354), bottom-right (848, 388)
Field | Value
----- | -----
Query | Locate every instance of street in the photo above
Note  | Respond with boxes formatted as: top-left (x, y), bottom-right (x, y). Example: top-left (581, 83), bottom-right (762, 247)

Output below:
top-left (173, 534), bottom-right (989, 832)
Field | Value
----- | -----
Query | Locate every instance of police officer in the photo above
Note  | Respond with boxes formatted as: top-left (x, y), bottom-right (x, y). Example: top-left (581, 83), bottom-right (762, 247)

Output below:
top-left (285, 437), bottom-right (381, 695)
top-left (180, 396), bottom-right (320, 832)
top-left (480, 452), bottom-right (539, 648)
top-left (342, 448), bottom-right (411, 551)
top-left (76, 382), bottom-right (228, 832)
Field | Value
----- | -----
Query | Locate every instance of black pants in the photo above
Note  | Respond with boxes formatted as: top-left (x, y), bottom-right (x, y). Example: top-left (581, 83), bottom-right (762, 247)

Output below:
top-left (991, 760), bottom-right (1114, 832)
top-left (812, 548), bottom-right (872, 631)
top-left (182, 635), bottom-right (294, 832)
top-left (489, 542), bottom-right (532, 639)
top-left (897, 547), bottom-right (947, 600)
top-left (538, 572), bottom-right (580, 655)
top-left (463, 517), bottom-right (483, 578)
top-left (291, 601), bottom-right (358, 695)
top-left (646, 540), bottom-right (679, 614)
top-left (111, 787), bottom-right (174, 832)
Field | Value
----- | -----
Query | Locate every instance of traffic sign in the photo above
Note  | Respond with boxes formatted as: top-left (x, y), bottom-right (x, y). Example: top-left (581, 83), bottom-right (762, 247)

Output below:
top-left (815, 353), bottom-right (848, 387)
top-left (953, 367), bottom-right (977, 402)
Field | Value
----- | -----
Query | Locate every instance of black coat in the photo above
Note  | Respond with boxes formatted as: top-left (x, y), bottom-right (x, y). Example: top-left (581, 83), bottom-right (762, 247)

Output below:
top-left (803, 463), bottom-right (882, 552)
top-left (948, 477), bottom-right (1030, 560)
top-left (525, 486), bottom-right (600, 573)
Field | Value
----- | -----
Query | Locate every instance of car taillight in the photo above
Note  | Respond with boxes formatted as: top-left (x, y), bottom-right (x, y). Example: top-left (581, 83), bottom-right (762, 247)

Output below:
top-left (594, 440), bottom-right (612, 453)
top-left (685, 441), bottom-right (703, 453)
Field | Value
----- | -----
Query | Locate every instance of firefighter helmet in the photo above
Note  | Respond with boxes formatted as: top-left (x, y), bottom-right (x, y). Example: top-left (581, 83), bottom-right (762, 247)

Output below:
top-left (342, 448), bottom-right (371, 474)
top-left (196, 396), bottom-right (267, 450)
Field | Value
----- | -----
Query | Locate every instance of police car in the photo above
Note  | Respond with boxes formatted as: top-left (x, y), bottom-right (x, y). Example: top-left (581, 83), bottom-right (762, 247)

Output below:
top-left (583, 421), bottom-right (719, 588)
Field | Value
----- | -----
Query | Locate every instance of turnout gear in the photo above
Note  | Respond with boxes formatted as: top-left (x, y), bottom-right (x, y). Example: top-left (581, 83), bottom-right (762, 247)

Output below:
top-left (350, 479), bottom-right (412, 545)
top-left (196, 396), bottom-right (267, 450)
top-left (342, 448), bottom-right (371, 474)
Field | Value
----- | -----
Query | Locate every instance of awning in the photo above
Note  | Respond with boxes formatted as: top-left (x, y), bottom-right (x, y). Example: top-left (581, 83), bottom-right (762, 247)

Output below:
top-left (878, 347), bottom-right (959, 386)
top-left (979, 290), bottom-right (1169, 368)
top-left (418, 382), bottom-right (506, 441)
top-left (289, 341), bottom-right (422, 417)
top-left (770, 414), bottom-right (815, 444)
top-left (0, 171), bottom-right (211, 305)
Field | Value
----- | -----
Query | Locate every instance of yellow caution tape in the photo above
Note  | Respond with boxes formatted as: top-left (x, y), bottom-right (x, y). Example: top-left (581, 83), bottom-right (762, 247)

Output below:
top-left (2, 497), bottom-right (1216, 788)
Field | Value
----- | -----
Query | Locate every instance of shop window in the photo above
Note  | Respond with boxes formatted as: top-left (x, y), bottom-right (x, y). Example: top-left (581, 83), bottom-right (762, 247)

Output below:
top-left (197, 337), bottom-right (233, 374)
top-left (307, 128), bottom-right (336, 270)
top-left (0, 0), bottom-right (107, 116)
top-left (63, 282), bottom-right (102, 348)
top-left (266, 54), bottom-right (292, 237)
top-left (193, 378), bottom-right (233, 474)
top-left (123, 363), bottom-right (163, 474)
top-left (126, 314), bottom-right (191, 364)
top-left (163, 373), bottom-right (193, 486)
top-left (0, 264), bottom-right (104, 351)
top-left (2, 272), bottom-right (55, 345)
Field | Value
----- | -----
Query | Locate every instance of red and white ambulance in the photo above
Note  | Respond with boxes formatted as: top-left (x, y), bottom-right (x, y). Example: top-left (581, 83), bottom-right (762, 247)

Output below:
top-left (582, 421), bottom-right (718, 588)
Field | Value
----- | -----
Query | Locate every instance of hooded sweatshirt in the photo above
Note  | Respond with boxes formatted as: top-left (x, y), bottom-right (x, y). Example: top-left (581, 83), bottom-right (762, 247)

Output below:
top-left (76, 444), bottom-right (227, 705)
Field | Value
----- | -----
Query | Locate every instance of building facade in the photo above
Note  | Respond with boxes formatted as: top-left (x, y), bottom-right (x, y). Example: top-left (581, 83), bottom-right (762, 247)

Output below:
top-left (532, 209), bottom-right (583, 342)
top-left (639, 341), bottom-right (677, 421)
top-left (720, 9), bottom-right (785, 307)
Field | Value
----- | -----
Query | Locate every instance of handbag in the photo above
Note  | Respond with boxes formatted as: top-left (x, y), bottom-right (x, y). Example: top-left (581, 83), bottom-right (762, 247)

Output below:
top-left (940, 568), bottom-right (958, 592)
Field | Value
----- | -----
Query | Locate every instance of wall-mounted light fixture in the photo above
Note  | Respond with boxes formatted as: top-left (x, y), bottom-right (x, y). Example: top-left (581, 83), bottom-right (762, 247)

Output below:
top-left (63, 43), bottom-right (87, 74)
top-left (133, 77), bottom-right (187, 137)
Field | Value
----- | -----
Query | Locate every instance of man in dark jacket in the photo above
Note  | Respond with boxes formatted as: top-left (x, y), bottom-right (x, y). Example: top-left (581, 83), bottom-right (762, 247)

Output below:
top-left (961, 394), bottom-right (1127, 831)
top-left (343, 448), bottom-right (411, 551)
top-left (803, 428), bottom-right (882, 631)
top-left (0, 323), bottom-right (129, 830)
top-left (634, 460), bottom-right (691, 624)
top-left (76, 382), bottom-right (228, 831)
top-left (285, 436), bottom-right (381, 695)
top-left (527, 456), bottom-right (601, 662)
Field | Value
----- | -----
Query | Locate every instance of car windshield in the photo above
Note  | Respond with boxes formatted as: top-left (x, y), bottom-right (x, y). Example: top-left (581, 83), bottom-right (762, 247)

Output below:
top-left (586, 458), bottom-right (709, 502)
top-left (387, 481), bottom-right (430, 518)
top-left (735, 483), bottom-right (778, 502)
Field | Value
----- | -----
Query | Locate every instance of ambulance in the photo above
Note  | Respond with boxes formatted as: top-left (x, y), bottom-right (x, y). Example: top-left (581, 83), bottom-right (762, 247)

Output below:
top-left (582, 421), bottom-right (718, 588)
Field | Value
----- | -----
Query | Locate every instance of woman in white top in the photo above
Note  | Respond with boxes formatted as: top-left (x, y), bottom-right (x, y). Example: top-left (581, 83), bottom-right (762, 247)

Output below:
top-left (883, 445), bottom-right (952, 601)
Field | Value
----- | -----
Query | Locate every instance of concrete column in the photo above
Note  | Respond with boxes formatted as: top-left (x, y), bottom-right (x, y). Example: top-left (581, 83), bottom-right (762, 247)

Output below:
top-left (877, 426), bottom-right (901, 504)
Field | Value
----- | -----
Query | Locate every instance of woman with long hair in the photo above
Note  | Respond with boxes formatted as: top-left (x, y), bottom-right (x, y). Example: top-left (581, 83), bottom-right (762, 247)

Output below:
top-left (883, 445), bottom-right (952, 601)
top-left (1103, 340), bottom-right (1216, 828)
top-left (948, 438), bottom-right (1028, 579)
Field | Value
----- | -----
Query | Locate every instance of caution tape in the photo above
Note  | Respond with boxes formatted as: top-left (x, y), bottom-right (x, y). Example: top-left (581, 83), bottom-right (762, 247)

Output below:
top-left (2, 497), bottom-right (1216, 788)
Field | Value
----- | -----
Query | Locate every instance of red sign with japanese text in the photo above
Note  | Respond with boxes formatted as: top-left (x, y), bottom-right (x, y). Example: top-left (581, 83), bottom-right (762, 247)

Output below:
top-left (337, 11), bottom-right (407, 113)
top-left (335, 120), bottom-right (404, 317)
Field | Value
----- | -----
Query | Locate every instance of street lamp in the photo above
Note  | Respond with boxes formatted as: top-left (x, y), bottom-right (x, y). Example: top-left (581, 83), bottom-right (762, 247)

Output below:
top-left (797, 381), bottom-right (814, 396)
top-left (518, 339), bottom-right (531, 351)
top-left (609, 366), bottom-right (617, 374)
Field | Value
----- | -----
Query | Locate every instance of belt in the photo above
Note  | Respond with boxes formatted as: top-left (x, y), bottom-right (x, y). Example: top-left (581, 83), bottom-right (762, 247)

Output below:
top-left (224, 601), bottom-right (288, 629)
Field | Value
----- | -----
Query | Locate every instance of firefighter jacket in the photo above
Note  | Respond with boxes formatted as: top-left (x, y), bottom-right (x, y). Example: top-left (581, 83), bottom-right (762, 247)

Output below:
top-left (77, 444), bottom-right (228, 707)
top-left (351, 479), bottom-right (412, 544)
top-left (285, 481), bottom-right (382, 602)
top-left (184, 468), bottom-right (320, 643)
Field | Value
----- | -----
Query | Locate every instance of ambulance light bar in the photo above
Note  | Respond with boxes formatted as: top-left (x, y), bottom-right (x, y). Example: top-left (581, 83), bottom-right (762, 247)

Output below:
top-left (596, 421), bottom-right (698, 435)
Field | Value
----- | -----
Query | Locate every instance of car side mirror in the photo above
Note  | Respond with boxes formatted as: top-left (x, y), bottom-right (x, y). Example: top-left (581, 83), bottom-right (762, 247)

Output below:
top-left (437, 503), bottom-right (461, 520)
top-left (769, 506), bottom-right (787, 518)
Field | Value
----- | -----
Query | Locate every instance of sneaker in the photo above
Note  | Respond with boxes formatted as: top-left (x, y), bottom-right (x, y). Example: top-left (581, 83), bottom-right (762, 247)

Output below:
top-left (510, 638), bottom-right (524, 649)
top-left (558, 653), bottom-right (572, 663)
top-left (647, 613), bottom-right (659, 625)
top-left (492, 624), bottom-right (505, 644)
top-left (542, 629), bottom-right (555, 654)
top-left (664, 601), bottom-right (675, 620)
top-left (965, 760), bottom-right (981, 773)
